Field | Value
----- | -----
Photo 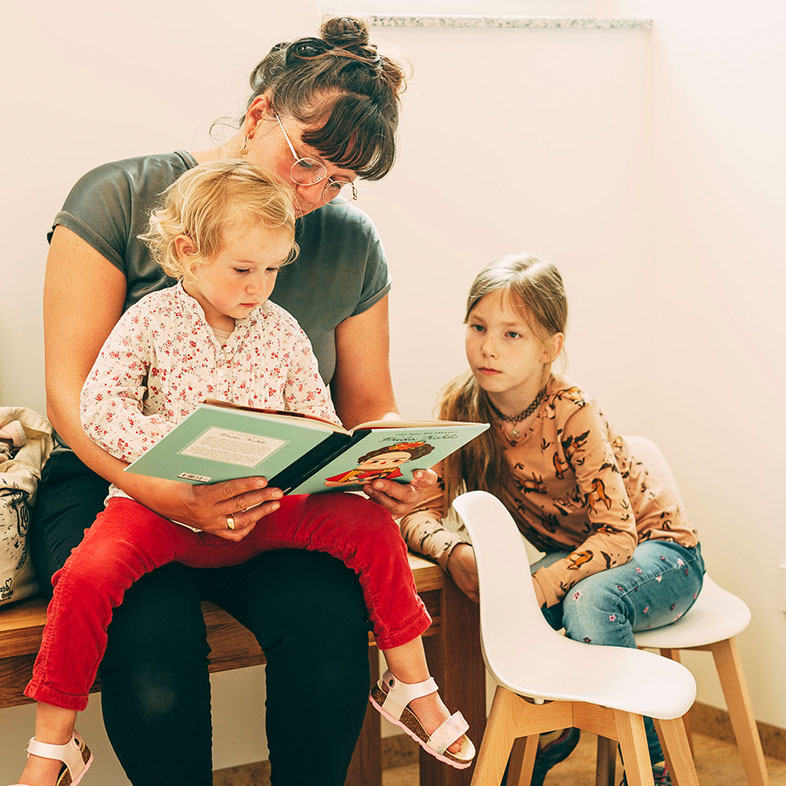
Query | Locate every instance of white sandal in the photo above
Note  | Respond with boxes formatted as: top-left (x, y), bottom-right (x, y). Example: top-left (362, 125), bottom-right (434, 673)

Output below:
top-left (369, 669), bottom-right (475, 769)
top-left (9, 731), bottom-right (92, 786)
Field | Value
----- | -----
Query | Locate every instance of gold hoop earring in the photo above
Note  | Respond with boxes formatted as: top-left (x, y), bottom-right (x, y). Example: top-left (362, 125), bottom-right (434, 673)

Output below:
top-left (240, 135), bottom-right (249, 155)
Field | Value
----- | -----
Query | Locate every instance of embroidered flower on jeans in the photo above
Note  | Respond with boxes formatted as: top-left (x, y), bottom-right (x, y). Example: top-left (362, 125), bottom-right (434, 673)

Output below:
top-left (670, 604), bottom-right (676, 610)
top-left (635, 567), bottom-right (643, 574)
top-left (660, 555), bottom-right (667, 561)
top-left (643, 606), bottom-right (650, 614)
top-left (583, 637), bottom-right (592, 643)
top-left (609, 613), bottom-right (617, 622)
top-left (678, 558), bottom-right (685, 567)
top-left (572, 590), bottom-right (582, 601)
top-left (617, 585), bottom-right (624, 591)
top-left (655, 575), bottom-right (663, 582)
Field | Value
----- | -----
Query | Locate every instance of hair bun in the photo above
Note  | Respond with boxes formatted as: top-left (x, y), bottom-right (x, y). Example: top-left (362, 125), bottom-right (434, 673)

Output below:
top-left (321, 16), bottom-right (370, 49)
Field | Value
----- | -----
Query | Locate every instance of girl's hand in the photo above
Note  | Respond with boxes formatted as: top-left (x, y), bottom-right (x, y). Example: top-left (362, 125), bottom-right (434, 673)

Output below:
top-left (446, 543), bottom-right (479, 603)
top-left (362, 468), bottom-right (438, 518)
top-left (136, 476), bottom-right (283, 541)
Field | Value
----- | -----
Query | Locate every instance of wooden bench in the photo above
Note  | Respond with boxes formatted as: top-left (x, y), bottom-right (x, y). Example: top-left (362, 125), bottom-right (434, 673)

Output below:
top-left (0, 553), bottom-right (486, 786)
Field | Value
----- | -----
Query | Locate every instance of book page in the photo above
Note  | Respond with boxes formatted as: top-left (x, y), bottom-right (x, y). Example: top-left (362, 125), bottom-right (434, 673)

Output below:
top-left (179, 427), bottom-right (287, 468)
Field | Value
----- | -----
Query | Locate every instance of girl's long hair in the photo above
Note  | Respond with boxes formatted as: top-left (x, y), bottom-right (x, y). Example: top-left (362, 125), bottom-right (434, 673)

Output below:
top-left (438, 253), bottom-right (568, 506)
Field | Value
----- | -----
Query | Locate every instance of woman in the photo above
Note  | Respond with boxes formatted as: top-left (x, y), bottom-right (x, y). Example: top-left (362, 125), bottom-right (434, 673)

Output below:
top-left (30, 17), bottom-right (431, 786)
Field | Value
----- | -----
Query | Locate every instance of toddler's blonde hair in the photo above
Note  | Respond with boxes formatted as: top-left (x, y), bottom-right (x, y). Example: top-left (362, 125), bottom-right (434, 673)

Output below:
top-left (140, 160), bottom-right (298, 281)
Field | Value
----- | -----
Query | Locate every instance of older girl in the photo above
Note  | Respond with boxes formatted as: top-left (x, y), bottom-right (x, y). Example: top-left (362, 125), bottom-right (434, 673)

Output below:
top-left (400, 253), bottom-right (705, 786)
top-left (30, 17), bottom-right (435, 786)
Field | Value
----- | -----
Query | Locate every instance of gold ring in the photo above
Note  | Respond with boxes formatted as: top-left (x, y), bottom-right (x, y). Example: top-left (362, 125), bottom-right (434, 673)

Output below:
top-left (226, 514), bottom-right (235, 531)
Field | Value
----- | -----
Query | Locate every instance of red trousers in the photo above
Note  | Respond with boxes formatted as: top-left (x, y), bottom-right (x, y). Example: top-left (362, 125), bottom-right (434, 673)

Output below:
top-left (25, 493), bottom-right (431, 711)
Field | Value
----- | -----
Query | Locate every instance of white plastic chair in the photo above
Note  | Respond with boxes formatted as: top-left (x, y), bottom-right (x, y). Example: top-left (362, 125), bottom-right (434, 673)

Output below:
top-left (453, 490), bottom-right (700, 786)
top-left (593, 435), bottom-right (769, 786)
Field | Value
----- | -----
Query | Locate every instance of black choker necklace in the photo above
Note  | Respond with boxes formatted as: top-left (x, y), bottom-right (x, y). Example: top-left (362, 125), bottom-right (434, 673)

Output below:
top-left (489, 386), bottom-right (548, 440)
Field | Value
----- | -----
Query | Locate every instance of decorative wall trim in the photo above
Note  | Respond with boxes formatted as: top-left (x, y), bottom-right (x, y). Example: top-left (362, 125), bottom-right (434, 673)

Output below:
top-left (324, 14), bottom-right (652, 31)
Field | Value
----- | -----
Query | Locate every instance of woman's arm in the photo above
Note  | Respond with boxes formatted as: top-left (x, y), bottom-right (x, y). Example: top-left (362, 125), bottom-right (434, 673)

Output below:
top-left (44, 227), bottom-right (283, 539)
top-left (44, 227), bottom-right (128, 452)
top-left (331, 295), bottom-right (437, 516)
top-left (330, 295), bottom-right (397, 426)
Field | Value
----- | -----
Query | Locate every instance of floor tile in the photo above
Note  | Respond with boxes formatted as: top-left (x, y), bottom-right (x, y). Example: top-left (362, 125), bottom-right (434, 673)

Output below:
top-left (382, 731), bottom-right (786, 785)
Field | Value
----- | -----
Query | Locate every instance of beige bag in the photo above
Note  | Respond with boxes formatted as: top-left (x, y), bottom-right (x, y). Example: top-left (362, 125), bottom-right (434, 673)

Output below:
top-left (0, 406), bottom-right (52, 606)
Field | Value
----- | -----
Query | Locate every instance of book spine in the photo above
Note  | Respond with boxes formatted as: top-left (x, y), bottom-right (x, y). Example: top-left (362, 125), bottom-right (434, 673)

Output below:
top-left (269, 430), bottom-right (370, 493)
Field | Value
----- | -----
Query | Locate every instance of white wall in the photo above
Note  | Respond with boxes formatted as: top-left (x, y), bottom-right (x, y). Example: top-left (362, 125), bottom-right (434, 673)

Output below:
top-left (628, 0), bottom-right (786, 721)
top-left (1, 0), bottom-right (784, 781)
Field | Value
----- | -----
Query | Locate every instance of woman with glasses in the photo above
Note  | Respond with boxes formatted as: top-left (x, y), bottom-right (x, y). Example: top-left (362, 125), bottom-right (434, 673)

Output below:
top-left (30, 17), bottom-right (432, 786)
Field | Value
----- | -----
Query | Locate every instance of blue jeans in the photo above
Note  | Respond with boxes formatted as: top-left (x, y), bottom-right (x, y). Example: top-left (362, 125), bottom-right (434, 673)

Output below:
top-left (533, 541), bottom-right (705, 764)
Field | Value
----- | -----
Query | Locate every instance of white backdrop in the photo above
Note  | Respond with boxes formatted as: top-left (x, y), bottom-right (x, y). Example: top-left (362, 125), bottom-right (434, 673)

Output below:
top-left (1, 1), bottom-right (784, 781)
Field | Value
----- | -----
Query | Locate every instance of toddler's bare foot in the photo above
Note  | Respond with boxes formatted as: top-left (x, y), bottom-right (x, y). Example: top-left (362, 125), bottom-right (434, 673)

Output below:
top-left (17, 753), bottom-right (64, 786)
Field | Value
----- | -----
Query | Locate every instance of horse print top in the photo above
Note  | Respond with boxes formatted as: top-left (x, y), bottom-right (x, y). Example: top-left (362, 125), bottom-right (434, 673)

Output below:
top-left (400, 374), bottom-right (699, 608)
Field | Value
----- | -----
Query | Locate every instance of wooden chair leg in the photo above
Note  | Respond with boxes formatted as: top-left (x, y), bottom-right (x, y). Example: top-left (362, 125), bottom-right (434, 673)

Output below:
top-left (596, 735), bottom-right (617, 786)
top-left (345, 647), bottom-right (381, 786)
top-left (710, 637), bottom-right (771, 786)
top-left (508, 734), bottom-right (539, 786)
top-left (614, 711), bottom-right (655, 786)
top-left (654, 717), bottom-right (699, 786)
top-left (470, 687), bottom-right (520, 786)
top-left (659, 649), bottom-right (694, 756)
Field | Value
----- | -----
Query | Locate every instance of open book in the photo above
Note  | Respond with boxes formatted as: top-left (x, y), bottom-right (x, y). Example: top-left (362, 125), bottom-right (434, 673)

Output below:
top-left (125, 400), bottom-right (489, 495)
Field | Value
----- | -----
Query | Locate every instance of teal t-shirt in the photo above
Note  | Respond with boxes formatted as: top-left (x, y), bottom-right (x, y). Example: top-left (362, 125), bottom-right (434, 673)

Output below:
top-left (50, 151), bottom-right (391, 385)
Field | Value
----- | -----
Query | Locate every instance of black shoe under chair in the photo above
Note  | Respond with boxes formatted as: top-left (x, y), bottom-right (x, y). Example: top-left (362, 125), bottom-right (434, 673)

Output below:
top-left (501, 727), bottom-right (581, 786)
top-left (619, 761), bottom-right (672, 786)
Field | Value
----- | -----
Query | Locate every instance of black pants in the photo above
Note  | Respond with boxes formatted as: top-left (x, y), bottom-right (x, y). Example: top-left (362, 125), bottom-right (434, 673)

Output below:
top-left (30, 451), bottom-right (371, 786)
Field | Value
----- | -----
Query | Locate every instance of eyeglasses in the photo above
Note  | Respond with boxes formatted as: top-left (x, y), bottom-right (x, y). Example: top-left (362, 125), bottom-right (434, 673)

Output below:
top-left (274, 113), bottom-right (358, 205)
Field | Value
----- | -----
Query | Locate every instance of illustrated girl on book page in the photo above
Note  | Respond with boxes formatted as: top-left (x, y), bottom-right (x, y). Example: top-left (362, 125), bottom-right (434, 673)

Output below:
top-left (323, 441), bottom-right (435, 487)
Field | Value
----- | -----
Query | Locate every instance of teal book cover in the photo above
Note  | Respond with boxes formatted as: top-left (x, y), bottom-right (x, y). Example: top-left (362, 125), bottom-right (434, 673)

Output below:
top-left (125, 403), bottom-right (337, 485)
top-left (125, 401), bottom-right (489, 493)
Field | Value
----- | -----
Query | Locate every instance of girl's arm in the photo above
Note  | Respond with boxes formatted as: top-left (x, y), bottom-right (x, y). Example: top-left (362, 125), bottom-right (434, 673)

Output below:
top-left (531, 401), bottom-right (638, 607)
top-left (44, 227), bottom-right (284, 539)
top-left (330, 295), bottom-right (437, 516)
top-left (398, 469), bottom-right (477, 601)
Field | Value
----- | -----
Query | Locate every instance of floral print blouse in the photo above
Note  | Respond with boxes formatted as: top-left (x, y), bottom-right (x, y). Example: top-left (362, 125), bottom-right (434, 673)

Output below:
top-left (81, 283), bottom-right (338, 499)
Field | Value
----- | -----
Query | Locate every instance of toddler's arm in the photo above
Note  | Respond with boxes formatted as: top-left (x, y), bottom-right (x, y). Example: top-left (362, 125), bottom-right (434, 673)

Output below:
top-left (282, 320), bottom-right (342, 425)
top-left (80, 305), bottom-right (173, 464)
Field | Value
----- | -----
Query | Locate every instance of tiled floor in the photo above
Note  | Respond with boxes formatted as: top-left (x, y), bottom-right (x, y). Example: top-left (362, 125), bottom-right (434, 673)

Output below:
top-left (382, 731), bottom-right (786, 785)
